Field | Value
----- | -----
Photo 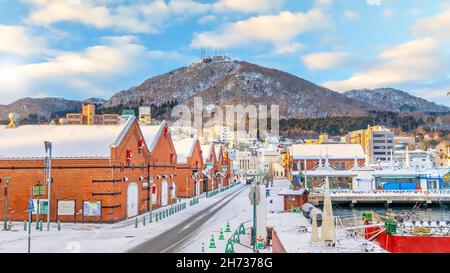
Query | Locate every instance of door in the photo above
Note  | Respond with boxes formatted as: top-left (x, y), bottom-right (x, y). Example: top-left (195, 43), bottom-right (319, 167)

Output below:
top-left (127, 183), bottom-right (138, 218)
top-left (161, 179), bottom-right (168, 207)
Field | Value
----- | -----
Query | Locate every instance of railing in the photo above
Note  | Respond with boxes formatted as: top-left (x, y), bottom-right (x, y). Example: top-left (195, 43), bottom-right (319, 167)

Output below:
top-left (313, 190), bottom-right (450, 196)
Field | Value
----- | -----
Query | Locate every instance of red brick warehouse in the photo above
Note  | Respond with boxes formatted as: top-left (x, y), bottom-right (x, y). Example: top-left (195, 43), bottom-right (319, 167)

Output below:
top-left (140, 121), bottom-right (178, 209)
top-left (0, 117), bottom-right (177, 223)
top-left (172, 136), bottom-right (203, 198)
top-left (201, 143), bottom-right (216, 192)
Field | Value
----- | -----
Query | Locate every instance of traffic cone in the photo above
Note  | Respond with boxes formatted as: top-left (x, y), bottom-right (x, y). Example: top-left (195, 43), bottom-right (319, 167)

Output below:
top-left (209, 234), bottom-right (216, 248)
top-left (257, 237), bottom-right (264, 250)
top-left (225, 222), bottom-right (231, 232)
top-left (296, 207), bottom-right (301, 214)
top-left (218, 228), bottom-right (225, 240)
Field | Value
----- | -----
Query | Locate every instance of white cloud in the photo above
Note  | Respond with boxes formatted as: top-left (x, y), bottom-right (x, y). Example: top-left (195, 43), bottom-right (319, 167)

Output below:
top-left (383, 8), bottom-right (395, 18)
top-left (411, 9), bottom-right (450, 41)
top-left (0, 25), bottom-right (47, 56)
top-left (323, 38), bottom-right (447, 91)
top-left (25, 0), bottom-right (210, 34)
top-left (366, 0), bottom-right (381, 6)
top-left (344, 10), bottom-right (360, 21)
top-left (212, 0), bottom-right (284, 13)
top-left (24, 0), bottom-right (284, 34)
top-left (191, 10), bottom-right (329, 53)
top-left (302, 51), bottom-right (349, 70)
top-left (0, 36), bottom-right (152, 104)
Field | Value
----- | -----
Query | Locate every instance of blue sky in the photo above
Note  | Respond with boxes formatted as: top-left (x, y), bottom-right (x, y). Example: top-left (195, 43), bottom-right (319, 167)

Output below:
top-left (0, 0), bottom-right (449, 106)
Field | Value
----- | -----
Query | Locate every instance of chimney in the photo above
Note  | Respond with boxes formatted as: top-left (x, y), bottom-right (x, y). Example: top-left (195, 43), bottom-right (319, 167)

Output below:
top-left (7, 112), bottom-right (20, 128)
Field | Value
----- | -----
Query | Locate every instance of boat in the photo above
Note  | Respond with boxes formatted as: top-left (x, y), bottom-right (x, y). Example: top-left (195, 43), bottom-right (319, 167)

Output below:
top-left (363, 211), bottom-right (450, 253)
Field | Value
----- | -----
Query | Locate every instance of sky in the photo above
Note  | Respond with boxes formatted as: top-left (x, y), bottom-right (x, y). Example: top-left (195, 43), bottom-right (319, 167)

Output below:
top-left (0, 0), bottom-right (449, 106)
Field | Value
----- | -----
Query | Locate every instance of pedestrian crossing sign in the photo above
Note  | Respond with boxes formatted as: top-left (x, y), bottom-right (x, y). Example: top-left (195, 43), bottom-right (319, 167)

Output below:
top-left (28, 198), bottom-right (35, 212)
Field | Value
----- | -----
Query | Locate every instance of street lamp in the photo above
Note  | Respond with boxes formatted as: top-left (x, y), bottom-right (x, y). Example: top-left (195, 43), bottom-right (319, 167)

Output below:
top-left (2, 177), bottom-right (11, 231)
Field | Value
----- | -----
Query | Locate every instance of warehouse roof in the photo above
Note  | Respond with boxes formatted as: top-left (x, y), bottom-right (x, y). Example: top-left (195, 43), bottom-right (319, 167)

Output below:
top-left (292, 144), bottom-right (365, 160)
top-left (140, 121), bottom-right (166, 153)
top-left (173, 137), bottom-right (198, 164)
top-left (201, 143), bottom-right (214, 162)
top-left (0, 117), bottom-right (135, 159)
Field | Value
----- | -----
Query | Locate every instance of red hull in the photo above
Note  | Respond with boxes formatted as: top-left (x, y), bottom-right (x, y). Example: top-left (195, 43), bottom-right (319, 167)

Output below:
top-left (365, 226), bottom-right (450, 253)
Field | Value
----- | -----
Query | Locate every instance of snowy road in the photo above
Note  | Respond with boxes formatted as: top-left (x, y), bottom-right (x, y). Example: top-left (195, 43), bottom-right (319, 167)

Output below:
top-left (128, 184), bottom-right (250, 253)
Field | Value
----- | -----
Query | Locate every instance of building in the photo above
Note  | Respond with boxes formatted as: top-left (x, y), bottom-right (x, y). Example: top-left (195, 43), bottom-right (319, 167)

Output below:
top-left (138, 106), bottom-right (152, 125)
top-left (214, 143), bottom-right (229, 188)
top-left (140, 121), bottom-right (178, 209)
top-left (201, 143), bottom-right (217, 191)
top-left (173, 136), bottom-right (204, 197)
top-left (435, 141), bottom-right (450, 168)
top-left (347, 125), bottom-right (394, 163)
top-left (292, 144), bottom-right (365, 172)
top-left (66, 102), bottom-right (119, 125)
top-left (0, 117), bottom-right (157, 223)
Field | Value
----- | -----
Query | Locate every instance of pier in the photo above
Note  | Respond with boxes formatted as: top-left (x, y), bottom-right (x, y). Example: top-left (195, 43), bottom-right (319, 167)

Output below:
top-left (308, 190), bottom-right (450, 207)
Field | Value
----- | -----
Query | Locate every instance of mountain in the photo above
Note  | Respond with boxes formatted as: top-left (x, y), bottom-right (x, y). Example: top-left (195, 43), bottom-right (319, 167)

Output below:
top-left (102, 56), bottom-right (370, 118)
top-left (344, 88), bottom-right (450, 113)
top-left (0, 97), bottom-right (82, 122)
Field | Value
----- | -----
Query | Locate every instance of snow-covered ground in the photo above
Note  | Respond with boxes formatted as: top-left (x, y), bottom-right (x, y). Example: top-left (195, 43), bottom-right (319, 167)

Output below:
top-left (0, 184), bottom-right (245, 253)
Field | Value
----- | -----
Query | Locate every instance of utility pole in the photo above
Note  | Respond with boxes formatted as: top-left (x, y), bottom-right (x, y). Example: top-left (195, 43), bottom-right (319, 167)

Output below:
top-left (2, 177), bottom-right (11, 231)
top-left (27, 187), bottom-right (33, 253)
top-left (45, 141), bottom-right (52, 231)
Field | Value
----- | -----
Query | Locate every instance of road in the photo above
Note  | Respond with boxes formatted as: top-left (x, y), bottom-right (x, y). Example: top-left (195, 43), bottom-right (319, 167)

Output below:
top-left (128, 185), bottom-right (250, 253)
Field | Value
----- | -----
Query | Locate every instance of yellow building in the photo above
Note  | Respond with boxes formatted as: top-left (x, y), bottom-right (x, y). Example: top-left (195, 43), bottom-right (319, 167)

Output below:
top-left (346, 125), bottom-right (394, 163)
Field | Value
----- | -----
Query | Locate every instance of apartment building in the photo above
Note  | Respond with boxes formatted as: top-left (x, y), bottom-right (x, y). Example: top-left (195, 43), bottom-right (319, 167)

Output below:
top-left (347, 125), bottom-right (394, 163)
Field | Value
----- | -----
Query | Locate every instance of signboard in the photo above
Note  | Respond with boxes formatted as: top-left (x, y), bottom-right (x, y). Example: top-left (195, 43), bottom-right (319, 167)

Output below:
top-left (32, 199), bottom-right (48, 215)
top-left (206, 162), bottom-right (213, 170)
top-left (221, 165), bottom-right (228, 172)
top-left (169, 185), bottom-right (174, 191)
top-left (149, 177), bottom-right (154, 184)
top-left (83, 201), bottom-right (101, 216)
top-left (143, 182), bottom-right (149, 188)
top-left (58, 200), bottom-right (75, 216)
top-left (33, 186), bottom-right (46, 196)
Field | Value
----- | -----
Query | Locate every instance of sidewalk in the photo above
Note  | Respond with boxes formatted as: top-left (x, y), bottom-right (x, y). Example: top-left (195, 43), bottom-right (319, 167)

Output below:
top-left (0, 183), bottom-right (245, 253)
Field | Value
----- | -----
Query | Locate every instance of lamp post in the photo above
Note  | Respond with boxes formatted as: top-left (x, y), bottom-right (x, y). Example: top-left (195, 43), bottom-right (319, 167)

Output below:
top-left (2, 177), bottom-right (11, 231)
top-left (44, 141), bottom-right (52, 231)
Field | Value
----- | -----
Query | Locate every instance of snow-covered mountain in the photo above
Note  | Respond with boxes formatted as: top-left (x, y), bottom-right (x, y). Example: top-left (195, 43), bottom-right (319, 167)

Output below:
top-left (344, 88), bottom-right (449, 113)
top-left (102, 56), bottom-right (368, 118)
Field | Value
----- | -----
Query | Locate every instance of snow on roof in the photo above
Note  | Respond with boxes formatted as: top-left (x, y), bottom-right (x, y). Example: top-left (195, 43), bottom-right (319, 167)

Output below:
top-left (278, 188), bottom-right (307, 196)
top-left (201, 143), bottom-right (213, 161)
top-left (140, 121), bottom-right (165, 152)
top-left (0, 117), bottom-right (135, 159)
top-left (214, 143), bottom-right (222, 159)
top-left (292, 144), bottom-right (365, 160)
top-left (173, 137), bottom-right (197, 164)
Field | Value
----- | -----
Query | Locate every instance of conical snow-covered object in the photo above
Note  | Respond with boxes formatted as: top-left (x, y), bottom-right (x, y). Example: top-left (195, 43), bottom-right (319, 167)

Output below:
top-left (320, 177), bottom-right (336, 242)
top-left (311, 209), bottom-right (320, 243)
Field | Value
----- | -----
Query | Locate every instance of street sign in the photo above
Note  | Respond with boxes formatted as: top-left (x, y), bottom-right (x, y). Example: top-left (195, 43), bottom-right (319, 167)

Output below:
top-left (248, 185), bottom-right (260, 205)
top-left (149, 177), bottom-right (154, 184)
top-left (28, 199), bottom-right (35, 212)
top-left (222, 165), bottom-right (228, 172)
top-left (169, 185), bottom-right (174, 190)
top-left (33, 186), bottom-right (46, 196)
